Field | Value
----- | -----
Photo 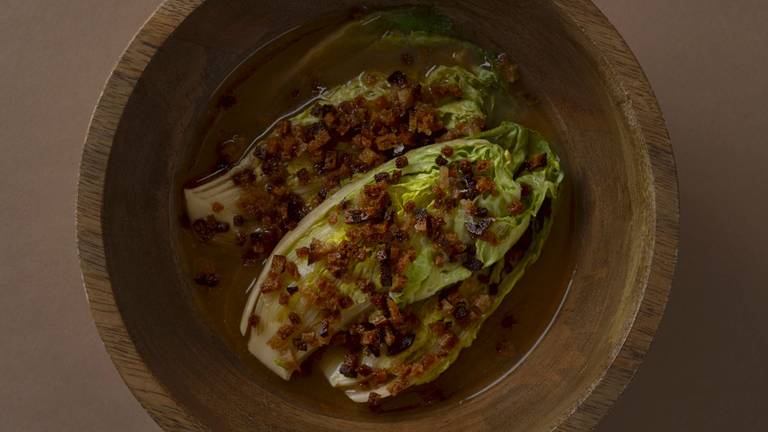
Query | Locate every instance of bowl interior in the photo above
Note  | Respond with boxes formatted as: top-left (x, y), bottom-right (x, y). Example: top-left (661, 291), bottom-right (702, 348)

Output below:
top-left (101, 1), bottom-right (656, 431)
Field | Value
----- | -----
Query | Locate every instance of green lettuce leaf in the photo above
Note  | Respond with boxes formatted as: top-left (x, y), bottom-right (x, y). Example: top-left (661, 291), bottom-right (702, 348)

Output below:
top-left (321, 121), bottom-right (563, 401)
top-left (239, 121), bottom-right (546, 379)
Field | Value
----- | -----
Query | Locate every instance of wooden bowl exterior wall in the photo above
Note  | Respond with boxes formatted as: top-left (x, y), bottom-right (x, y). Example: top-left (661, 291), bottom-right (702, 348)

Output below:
top-left (76, 1), bottom-right (679, 431)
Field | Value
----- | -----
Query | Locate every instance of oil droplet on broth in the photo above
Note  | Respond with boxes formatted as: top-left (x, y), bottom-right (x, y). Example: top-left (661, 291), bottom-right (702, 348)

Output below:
top-left (178, 11), bottom-right (577, 415)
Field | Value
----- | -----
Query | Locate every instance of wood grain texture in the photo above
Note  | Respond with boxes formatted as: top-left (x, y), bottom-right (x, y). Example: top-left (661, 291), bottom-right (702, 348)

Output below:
top-left (77, 1), bottom-right (207, 431)
top-left (76, 1), bottom-right (679, 431)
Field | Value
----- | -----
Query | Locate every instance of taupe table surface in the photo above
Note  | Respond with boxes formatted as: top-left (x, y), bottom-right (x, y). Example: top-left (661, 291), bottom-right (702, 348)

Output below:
top-left (1, 1), bottom-right (765, 431)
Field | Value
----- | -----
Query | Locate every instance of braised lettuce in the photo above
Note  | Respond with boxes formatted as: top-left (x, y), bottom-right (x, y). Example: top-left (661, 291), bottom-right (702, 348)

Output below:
top-left (184, 65), bottom-right (496, 237)
top-left (239, 121), bottom-right (563, 395)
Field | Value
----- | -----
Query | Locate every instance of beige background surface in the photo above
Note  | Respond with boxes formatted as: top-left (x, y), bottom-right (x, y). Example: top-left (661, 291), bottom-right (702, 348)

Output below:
top-left (1, 1), bottom-right (766, 430)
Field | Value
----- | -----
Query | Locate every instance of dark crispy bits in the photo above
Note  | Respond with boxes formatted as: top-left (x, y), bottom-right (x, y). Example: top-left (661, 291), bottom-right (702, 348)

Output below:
top-left (462, 254), bottom-right (483, 271)
top-left (361, 329), bottom-right (380, 346)
top-left (389, 170), bottom-right (402, 184)
top-left (435, 155), bottom-right (448, 166)
top-left (271, 255), bottom-right (287, 274)
top-left (308, 127), bottom-right (332, 154)
top-left (380, 261), bottom-right (393, 288)
top-left (340, 353), bottom-right (360, 378)
top-left (308, 238), bottom-right (332, 264)
top-left (392, 249), bottom-right (416, 292)
top-left (284, 193), bottom-right (308, 225)
top-left (296, 167), bottom-right (311, 185)
top-left (310, 103), bottom-right (332, 119)
top-left (359, 148), bottom-right (381, 166)
top-left (387, 298), bottom-right (403, 324)
top-left (261, 273), bottom-right (282, 293)
top-left (387, 70), bottom-right (408, 87)
top-left (233, 215), bottom-right (245, 226)
top-left (276, 120), bottom-right (291, 136)
top-left (324, 150), bottom-right (338, 171)
top-left (212, 217), bottom-right (230, 233)
top-left (375, 133), bottom-right (398, 151)
top-left (375, 246), bottom-right (390, 263)
top-left (344, 208), bottom-right (376, 224)
top-left (278, 292), bottom-right (290, 305)
top-left (393, 228), bottom-right (408, 242)
top-left (293, 337), bottom-right (308, 351)
top-left (441, 146), bottom-right (454, 157)
top-left (374, 172), bottom-right (390, 183)
top-left (387, 333), bottom-right (415, 355)
top-left (413, 208), bottom-right (431, 233)
top-left (458, 159), bottom-right (473, 174)
top-left (193, 272), bottom-right (219, 287)
top-left (429, 83), bottom-right (463, 100)
top-left (473, 206), bottom-right (489, 217)
top-left (370, 293), bottom-right (389, 313)
top-left (476, 176), bottom-right (496, 194)
top-left (367, 392), bottom-right (383, 412)
top-left (319, 319), bottom-right (330, 338)
top-left (317, 187), bottom-right (329, 201)
top-left (284, 260), bottom-right (299, 278)
top-left (250, 228), bottom-right (278, 254)
top-left (286, 285), bottom-right (298, 295)
top-left (404, 200), bottom-right (416, 213)
top-left (363, 182), bottom-right (388, 199)
top-left (248, 314), bottom-right (260, 327)
top-left (212, 202), bottom-right (224, 213)
top-left (475, 159), bottom-right (492, 172)
top-left (288, 312), bottom-right (301, 325)
top-left (452, 301), bottom-right (470, 323)
top-left (191, 216), bottom-right (229, 243)
top-left (233, 168), bottom-right (255, 187)
top-left (410, 103), bottom-right (444, 135)
top-left (395, 155), bottom-right (408, 168)
top-left (339, 296), bottom-right (354, 309)
top-left (357, 363), bottom-right (373, 377)
top-left (465, 216), bottom-right (493, 237)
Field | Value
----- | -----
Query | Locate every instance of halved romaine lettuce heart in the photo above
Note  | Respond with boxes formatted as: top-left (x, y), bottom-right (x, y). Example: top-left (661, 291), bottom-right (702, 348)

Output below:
top-left (239, 121), bottom-right (562, 389)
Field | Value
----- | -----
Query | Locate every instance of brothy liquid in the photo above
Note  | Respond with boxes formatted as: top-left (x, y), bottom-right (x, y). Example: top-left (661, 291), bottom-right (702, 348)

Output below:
top-left (179, 11), bottom-right (576, 413)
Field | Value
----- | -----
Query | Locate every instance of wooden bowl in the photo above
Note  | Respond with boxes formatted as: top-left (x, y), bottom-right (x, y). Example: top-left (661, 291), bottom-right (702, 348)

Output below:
top-left (76, 1), bottom-right (679, 430)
